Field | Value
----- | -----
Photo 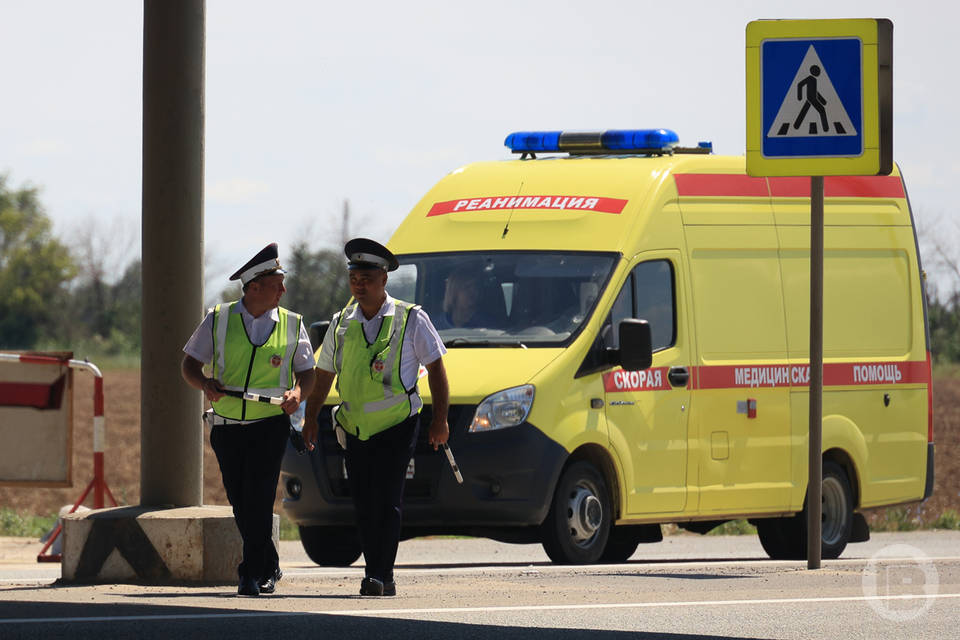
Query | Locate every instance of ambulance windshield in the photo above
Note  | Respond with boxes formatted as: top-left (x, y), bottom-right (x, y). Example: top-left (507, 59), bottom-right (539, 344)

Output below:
top-left (390, 252), bottom-right (617, 347)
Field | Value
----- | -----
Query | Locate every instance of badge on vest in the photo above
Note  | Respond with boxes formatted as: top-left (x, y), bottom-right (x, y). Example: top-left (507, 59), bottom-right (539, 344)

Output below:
top-left (270, 354), bottom-right (282, 368)
top-left (371, 359), bottom-right (385, 374)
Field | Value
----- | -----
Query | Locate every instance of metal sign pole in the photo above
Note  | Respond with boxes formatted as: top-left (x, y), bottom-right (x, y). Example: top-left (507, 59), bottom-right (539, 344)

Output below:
top-left (807, 176), bottom-right (824, 569)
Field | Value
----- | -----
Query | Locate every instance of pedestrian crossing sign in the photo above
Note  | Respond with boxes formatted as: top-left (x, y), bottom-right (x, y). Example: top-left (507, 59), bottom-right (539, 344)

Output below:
top-left (746, 19), bottom-right (892, 176)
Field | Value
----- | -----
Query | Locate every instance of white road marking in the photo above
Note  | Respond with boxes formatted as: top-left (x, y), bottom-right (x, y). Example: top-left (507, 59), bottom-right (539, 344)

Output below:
top-left (317, 592), bottom-right (960, 617)
top-left (1, 592), bottom-right (958, 625)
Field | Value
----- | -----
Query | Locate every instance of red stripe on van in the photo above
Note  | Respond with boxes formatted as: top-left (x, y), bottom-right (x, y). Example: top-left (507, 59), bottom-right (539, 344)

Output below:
top-left (426, 195), bottom-right (628, 217)
top-left (675, 174), bottom-right (906, 199)
top-left (691, 361), bottom-right (928, 390)
top-left (768, 175), bottom-right (905, 198)
top-left (674, 174), bottom-right (768, 197)
top-left (603, 361), bottom-right (929, 393)
top-left (603, 367), bottom-right (673, 392)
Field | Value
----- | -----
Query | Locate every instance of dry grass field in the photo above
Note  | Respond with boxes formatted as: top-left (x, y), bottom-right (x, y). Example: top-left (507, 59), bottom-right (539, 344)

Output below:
top-left (1, 368), bottom-right (958, 530)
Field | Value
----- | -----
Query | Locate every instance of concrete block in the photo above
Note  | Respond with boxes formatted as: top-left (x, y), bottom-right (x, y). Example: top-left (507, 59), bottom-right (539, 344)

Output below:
top-left (61, 505), bottom-right (278, 584)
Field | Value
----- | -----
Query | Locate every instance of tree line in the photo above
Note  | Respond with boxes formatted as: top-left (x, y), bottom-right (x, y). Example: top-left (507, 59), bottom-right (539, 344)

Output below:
top-left (0, 175), bottom-right (347, 356)
top-left (3, 174), bottom-right (960, 364)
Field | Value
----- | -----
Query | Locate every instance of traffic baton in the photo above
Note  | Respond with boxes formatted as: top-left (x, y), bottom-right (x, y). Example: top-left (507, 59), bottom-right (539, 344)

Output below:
top-left (223, 389), bottom-right (284, 405)
top-left (441, 442), bottom-right (464, 484)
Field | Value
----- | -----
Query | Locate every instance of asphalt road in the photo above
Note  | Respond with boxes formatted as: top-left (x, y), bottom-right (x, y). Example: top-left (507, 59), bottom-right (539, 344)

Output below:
top-left (1, 531), bottom-right (958, 639)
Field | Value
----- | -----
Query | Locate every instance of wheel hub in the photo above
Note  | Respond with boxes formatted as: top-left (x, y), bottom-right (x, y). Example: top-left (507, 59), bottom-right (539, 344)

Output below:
top-left (821, 475), bottom-right (848, 546)
top-left (567, 486), bottom-right (602, 544)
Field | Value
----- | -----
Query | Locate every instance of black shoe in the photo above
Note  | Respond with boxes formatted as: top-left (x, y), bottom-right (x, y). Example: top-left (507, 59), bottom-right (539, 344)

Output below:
top-left (383, 580), bottom-right (396, 596)
top-left (238, 576), bottom-right (260, 597)
top-left (360, 577), bottom-right (384, 596)
top-left (259, 568), bottom-right (282, 594)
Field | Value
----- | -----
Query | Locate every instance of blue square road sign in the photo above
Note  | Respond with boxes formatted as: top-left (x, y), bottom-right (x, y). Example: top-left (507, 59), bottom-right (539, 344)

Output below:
top-left (745, 18), bottom-right (892, 177)
top-left (761, 38), bottom-right (862, 158)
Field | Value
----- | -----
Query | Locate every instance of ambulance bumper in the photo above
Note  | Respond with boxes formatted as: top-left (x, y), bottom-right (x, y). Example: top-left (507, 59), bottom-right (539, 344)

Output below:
top-left (280, 404), bottom-right (568, 530)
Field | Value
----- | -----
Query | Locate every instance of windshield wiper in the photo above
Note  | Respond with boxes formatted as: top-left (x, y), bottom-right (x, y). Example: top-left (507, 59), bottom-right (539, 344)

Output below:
top-left (444, 338), bottom-right (528, 349)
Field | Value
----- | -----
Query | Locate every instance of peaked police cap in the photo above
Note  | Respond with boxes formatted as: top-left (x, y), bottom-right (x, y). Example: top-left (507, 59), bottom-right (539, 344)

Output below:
top-left (344, 238), bottom-right (399, 272)
top-left (229, 242), bottom-right (286, 285)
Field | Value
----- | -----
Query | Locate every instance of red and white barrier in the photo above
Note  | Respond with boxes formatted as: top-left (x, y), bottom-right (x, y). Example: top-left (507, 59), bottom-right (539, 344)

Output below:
top-left (0, 353), bottom-right (118, 562)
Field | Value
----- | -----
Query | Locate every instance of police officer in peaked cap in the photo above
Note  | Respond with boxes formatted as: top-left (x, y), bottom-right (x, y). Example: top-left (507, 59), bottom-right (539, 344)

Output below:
top-left (303, 237), bottom-right (450, 597)
top-left (181, 242), bottom-right (316, 596)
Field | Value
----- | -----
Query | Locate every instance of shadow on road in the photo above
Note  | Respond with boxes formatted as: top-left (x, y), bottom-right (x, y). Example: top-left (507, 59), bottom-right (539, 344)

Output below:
top-left (0, 600), bottom-right (770, 640)
top-left (392, 557), bottom-right (773, 571)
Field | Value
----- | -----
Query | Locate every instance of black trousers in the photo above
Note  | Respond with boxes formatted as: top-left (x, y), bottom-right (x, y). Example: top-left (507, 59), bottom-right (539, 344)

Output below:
top-left (210, 414), bottom-right (289, 581)
top-left (344, 413), bottom-right (419, 582)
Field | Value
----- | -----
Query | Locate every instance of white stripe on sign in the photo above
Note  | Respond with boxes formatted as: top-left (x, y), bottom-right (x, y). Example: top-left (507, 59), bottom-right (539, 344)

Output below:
top-left (1, 593), bottom-right (958, 625)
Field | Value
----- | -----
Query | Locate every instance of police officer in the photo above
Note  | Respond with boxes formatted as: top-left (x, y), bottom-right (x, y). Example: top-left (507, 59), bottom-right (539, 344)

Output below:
top-left (302, 238), bottom-right (450, 597)
top-left (181, 243), bottom-right (316, 596)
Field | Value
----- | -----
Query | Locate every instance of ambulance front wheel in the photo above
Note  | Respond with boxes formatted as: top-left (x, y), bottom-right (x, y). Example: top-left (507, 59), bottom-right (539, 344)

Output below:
top-left (299, 525), bottom-right (363, 567)
top-left (541, 461), bottom-right (612, 564)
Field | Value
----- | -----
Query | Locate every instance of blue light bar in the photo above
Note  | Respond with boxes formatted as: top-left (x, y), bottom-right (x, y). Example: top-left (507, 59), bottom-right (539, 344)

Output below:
top-left (504, 131), bottom-right (561, 152)
top-left (504, 129), bottom-right (680, 154)
top-left (602, 129), bottom-right (679, 151)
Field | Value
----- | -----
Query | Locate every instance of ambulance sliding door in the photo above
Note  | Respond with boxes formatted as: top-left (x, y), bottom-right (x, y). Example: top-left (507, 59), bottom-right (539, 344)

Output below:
top-left (603, 253), bottom-right (690, 515)
top-left (684, 224), bottom-right (793, 514)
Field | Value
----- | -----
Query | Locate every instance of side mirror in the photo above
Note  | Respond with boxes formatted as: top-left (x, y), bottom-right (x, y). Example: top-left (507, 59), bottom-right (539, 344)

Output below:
top-left (309, 320), bottom-right (330, 351)
top-left (617, 319), bottom-right (652, 371)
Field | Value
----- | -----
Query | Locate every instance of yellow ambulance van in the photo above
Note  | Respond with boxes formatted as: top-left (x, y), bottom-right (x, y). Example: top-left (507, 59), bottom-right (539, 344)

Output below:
top-left (281, 129), bottom-right (934, 565)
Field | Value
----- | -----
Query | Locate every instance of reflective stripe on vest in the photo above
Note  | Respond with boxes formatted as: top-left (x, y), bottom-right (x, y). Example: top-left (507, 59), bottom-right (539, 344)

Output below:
top-left (211, 302), bottom-right (300, 421)
top-left (332, 300), bottom-right (419, 440)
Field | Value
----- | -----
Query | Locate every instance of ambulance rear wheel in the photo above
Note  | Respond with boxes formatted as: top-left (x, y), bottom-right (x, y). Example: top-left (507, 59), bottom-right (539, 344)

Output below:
top-left (819, 461), bottom-right (855, 559)
top-left (757, 461), bottom-right (854, 560)
top-left (541, 461), bottom-right (612, 564)
top-left (299, 525), bottom-right (362, 567)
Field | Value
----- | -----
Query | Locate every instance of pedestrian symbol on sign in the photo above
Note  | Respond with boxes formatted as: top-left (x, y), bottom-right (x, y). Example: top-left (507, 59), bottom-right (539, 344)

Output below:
top-left (767, 45), bottom-right (856, 139)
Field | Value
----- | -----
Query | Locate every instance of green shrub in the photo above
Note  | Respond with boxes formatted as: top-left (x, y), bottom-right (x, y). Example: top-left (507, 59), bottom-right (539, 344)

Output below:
top-left (706, 519), bottom-right (757, 536)
top-left (0, 508), bottom-right (58, 538)
top-left (870, 507), bottom-right (921, 532)
top-left (933, 509), bottom-right (960, 530)
top-left (279, 514), bottom-right (300, 541)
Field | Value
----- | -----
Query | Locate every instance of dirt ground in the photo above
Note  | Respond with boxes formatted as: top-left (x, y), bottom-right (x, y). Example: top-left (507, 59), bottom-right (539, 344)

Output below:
top-left (1, 369), bottom-right (957, 526)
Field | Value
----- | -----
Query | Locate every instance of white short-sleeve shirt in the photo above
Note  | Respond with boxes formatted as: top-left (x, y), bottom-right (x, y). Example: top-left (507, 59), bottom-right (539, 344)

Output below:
top-left (183, 299), bottom-right (316, 374)
top-left (315, 293), bottom-right (446, 415)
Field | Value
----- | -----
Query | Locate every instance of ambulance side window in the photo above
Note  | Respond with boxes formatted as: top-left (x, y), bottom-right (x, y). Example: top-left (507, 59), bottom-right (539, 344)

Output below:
top-left (633, 260), bottom-right (675, 351)
top-left (605, 260), bottom-right (675, 351)
top-left (606, 277), bottom-right (634, 349)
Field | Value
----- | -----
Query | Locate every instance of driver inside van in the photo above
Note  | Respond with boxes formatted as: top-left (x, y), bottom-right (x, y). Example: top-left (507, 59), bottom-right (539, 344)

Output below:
top-left (437, 268), bottom-right (497, 329)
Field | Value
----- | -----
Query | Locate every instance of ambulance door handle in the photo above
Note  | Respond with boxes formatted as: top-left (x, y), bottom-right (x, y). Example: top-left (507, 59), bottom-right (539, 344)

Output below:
top-left (668, 367), bottom-right (689, 387)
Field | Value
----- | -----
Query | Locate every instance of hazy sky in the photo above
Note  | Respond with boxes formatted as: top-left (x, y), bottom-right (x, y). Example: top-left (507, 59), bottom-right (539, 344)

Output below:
top-left (3, 1), bottom-right (958, 296)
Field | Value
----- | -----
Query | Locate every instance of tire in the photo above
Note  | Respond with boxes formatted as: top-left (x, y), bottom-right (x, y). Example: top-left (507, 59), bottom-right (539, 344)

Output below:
top-left (819, 461), bottom-right (854, 559)
top-left (541, 461), bottom-right (612, 564)
top-left (757, 516), bottom-right (804, 560)
top-left (298, 525), bottom-right (362, 567)
top-left (598, 527), bottom-right (641, 563)
top-left (756, 460), bottom-right (854, 560)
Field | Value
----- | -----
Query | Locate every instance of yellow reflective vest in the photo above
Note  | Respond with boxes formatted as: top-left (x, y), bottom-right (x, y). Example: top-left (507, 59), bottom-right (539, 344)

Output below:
top-left (211, 302), bottom-right (301, 421)
top-left (332, 300), bottom-right (418, 440)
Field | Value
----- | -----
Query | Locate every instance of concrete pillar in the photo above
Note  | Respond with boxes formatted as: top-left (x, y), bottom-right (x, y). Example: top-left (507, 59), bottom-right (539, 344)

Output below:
top-left (141, 0), bottom-right (205, 507)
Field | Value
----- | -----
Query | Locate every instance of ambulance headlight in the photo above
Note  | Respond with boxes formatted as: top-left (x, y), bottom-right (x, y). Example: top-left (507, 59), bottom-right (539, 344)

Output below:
top-left (468, 385), bottom-right (535, 432)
